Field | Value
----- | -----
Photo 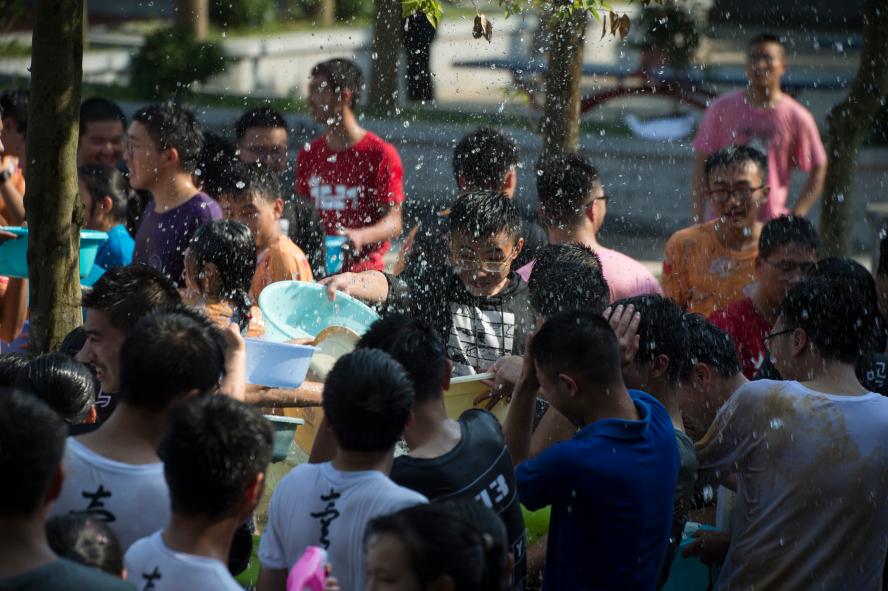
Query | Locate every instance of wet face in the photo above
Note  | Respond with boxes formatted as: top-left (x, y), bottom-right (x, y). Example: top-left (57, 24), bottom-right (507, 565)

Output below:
top-left (78, 120), bottom-right (126, 167)
top-left (756, 243), bottom-right (818, 306)
top-left (237, 126), bottom-right (289, 174)
top-left (308, 75), bottom-right (346, 125)
top-left (124, 121), bottom-right (163, 191)
top-left (0, 116), bottom-right (25, 159)
top-left (746, 41), bottom-right (786, 90)
top-left (219, 192), bottom-right (279, 250)
top-left (449, 230), bottom-right (521, 297)
top-left (708, 161), bottom-right (768, 230)
top-left (365, 533), bottom-right (423, 591)
top-left (77, 310), bottom-right (127, 394)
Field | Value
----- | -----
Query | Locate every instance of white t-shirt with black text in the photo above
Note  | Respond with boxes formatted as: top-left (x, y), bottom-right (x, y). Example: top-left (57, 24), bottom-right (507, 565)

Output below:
top-left (124, 530), bottom-right (242, 591)
top-left (259, 462), bottom-right (427, 591)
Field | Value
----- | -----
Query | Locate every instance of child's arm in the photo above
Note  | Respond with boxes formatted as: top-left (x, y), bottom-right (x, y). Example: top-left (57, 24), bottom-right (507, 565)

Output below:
top-left (244, 381), bottom-right (324, 407)
top-left (219, 324), bottom-right (247, 402)
top-left (342, 205), bottom-right (403, 251)
top-left (319, 270), bottom-right (391, 304)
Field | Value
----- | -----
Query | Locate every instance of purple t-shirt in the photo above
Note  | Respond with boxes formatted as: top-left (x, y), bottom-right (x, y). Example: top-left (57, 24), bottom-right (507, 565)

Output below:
top-left (132, 193), bottom-right (222, 286)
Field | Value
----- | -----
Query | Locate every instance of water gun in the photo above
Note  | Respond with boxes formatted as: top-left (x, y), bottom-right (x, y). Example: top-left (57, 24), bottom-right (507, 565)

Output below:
top-left (286, 546), bottom-right (328, 591)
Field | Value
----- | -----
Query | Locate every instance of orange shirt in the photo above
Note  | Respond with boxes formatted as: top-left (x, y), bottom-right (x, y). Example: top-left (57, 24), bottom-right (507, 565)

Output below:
top-left (250, 234), bottom-right (313, 303)
top-left (662, 221), bottom-right (758, 316)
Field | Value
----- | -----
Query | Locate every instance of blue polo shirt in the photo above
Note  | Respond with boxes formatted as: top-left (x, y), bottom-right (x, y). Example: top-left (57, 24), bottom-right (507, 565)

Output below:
top-left (516, 390), bottom-right (678, 591)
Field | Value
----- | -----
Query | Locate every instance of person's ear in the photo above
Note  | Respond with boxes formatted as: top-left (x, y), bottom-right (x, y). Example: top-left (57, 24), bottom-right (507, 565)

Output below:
top-left (501, 168), bottom-right (517, 196)
top-left (273, 198), bottom-right (285, 219)
top-left (243, 472), bottom-right (265, 511)
top-left (651, 354), bottom-right (671, 380)
top-left (513, 237), bottom-right (525, 257)
top-left (441, 359), bottom-right (453, 391)
top-left (85, 405), bottom-right (98, 424)
top-left (339, 87), bottom-right (353, 108)
top-left (164, 146), bottom-right (181, 168)
top-left (693, 362), bottom-right (712, 389)
top-left (46, 464), bottom-right (65, 505)
top-left (99, 195), bottom-right (114, 214)
top-left (558, 372), bottom-right (579, 398)
top-left (790, 327), bottom-right (808, 356)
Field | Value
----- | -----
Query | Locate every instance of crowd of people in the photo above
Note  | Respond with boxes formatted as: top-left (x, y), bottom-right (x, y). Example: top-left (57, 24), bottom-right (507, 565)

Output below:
top-left (2, 32), bottom-right (888, 591)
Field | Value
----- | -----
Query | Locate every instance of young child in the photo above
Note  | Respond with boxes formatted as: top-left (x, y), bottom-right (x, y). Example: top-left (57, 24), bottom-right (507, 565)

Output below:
top-left (124, 396), bottom-right (273, 591)
top-left (183, 219), bottom-right (264, 337)
top-left (78, 165), bottom-right (135, 273)
top-left (45, 514), bottom-right (124, 578)
top-left (218, 163), bottom-right (313, 303)
top-left (323, 190), bottom-right (533, 375)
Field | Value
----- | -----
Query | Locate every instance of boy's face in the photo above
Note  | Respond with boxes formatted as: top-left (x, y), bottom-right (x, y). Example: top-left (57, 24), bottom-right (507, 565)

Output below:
top-left (124, 121), bottom-right (164, 191)
top-left (755, 243), bottom-right (817, 307)
top-left (76, 309), bottom-right (127, 394)
top-left (708, 161), bottom-right (768, 231)
top-left (78, 119), bottom-right (126, 167)
top-left (237, 126), bottom-right (289, 174)
top-left (219, 192), bottom-right (282, 249)
top-left (449, 230), bottom-right (522, 297)
top-left (308, 74), bottom-right (347, 125)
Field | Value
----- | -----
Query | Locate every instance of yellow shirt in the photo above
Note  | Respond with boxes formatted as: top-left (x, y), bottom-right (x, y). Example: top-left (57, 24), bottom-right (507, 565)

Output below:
top-left (662, 221), bottom-right (757, 316)
top-left (250, 235), bottom-right (313, 303)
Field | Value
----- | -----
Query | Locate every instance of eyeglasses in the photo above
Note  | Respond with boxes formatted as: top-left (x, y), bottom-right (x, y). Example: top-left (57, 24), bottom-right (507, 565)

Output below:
top-left (449, 249), bottom-right (517, 273)
top-left (763, 259), bottom-right (815, 277)
top-left (242, 145), bottom-right (287, 158)
top-left (709, 185), bottom-right (766, 202)
top-left (763, 328), bottom-right (794, 348)
top-left (582, 194), bottom-right (609, 209)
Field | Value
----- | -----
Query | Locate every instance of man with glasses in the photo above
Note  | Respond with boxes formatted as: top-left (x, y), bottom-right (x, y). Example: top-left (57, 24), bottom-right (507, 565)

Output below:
top-left (691, 33), bottom-right (827, 222)
top-left (664, 145), bottom-right (768, 316)
top-left (710, 215), bottom-right (820, 378)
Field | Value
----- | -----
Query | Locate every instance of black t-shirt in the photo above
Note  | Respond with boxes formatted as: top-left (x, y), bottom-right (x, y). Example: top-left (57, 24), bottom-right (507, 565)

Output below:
top-left (0, 559), bottom-right (134, 591)
top-left (390, 409), bottom-right (527, 590)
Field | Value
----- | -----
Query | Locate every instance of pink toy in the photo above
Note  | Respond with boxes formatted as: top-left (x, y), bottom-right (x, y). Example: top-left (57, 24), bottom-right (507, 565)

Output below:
top-left (286, 546), bottom-right (328, 591)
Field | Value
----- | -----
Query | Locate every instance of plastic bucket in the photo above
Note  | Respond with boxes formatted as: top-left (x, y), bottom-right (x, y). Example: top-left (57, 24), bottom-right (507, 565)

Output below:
top-left (265, 415), bottom-right (306, 462)
top-left (245, 338), bottom-right (315, 388)
top-left (443, 373), bottom-right (510, 423)
top-left (0, 227), bottom-right (108, 279)
top-left (324, 235), bottom-right (348, 275)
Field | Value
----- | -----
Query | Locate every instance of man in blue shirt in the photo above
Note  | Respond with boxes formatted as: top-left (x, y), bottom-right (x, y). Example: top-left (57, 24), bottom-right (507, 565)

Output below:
top-left (504, 310), bottom-right (678, 590)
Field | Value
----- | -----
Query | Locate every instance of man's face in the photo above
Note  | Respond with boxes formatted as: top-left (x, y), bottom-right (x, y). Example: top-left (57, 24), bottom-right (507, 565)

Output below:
top-left (709, 161), bottom-right (768, 230)
top-left (308, 75), bottom-right (346, 125)
top-left (219, 192), bottom-right (280, 249)
top-left (756, 243), bottom-right (818, 307)
top-left (0, 116), bottom-right (25, 159)
top-left (237, 126), bottom-right (289, 174)
top-left (124, 121), bottom-right (164, 190)
top-left (449, 230), bottom-right (520, 297)
top-left (746, 41), bottom-right (786, 89)
top-left (76, 309), bottom-right (127, 394)
top-left (78, 120), bottom-right (126, 167)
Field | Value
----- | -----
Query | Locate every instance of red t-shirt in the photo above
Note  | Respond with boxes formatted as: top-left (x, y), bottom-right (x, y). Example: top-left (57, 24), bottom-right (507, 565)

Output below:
top-left (709, 296), bottom-right (772, 379)
top-left (296, 131), bottom-right (405, 272)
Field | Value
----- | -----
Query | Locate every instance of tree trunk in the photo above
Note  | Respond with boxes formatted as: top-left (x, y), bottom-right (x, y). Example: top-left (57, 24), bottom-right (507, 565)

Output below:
top-left (819, 0), bottom-right (888, 256)
top-left (368, 0), bottom-right (402, 115)
top-left (319, 0), bottom-right (335, 27)
top-left (540, 10), bottom-right (588, 157)
top-left (82, 0), bottom-right (89, 51)
top-left (177, 0), bottom-right (209, 41)
top-left (25, 0), bottom-right (84, 354)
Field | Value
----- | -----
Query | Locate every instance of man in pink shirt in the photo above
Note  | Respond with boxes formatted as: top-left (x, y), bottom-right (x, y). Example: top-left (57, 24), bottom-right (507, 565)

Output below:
top-left (518, 152), bottom-right (662, 301)
top-left (692, 33), bottom-right (827, 222)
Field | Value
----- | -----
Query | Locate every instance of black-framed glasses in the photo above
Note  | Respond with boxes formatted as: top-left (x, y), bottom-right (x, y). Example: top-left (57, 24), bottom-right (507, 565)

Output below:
top-left (763, 328), bottom-right (793, 347)
top-left (709, 185), bottom-right (766, 202)
top-left (582, 194), bottom-right (609, 209)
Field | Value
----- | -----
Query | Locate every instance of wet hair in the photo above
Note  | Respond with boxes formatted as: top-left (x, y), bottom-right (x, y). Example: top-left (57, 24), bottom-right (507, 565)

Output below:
top-left (748, 33), bottom-right (785, 52)
top-left (613, 295), bottom-right (689, 385)
top-left (0, 89), bottom-right (29, 133)
top-left (759, 215), bottom-right (820, 260)
top-left (704, 145), bottom-right (768, 183)
top-left (680, 314), bottom-right (741, 381)
top-left (58, 327), bottom-right (88, 357)
top-left (530, 310), bottom-right (623, 388)
top-left (0, 352), bottom-right (30, 387)
top-left (451, 128), bottom-right (519, 191)
top-left (46, 514), bottom-right (124, 576)
top-left (228, 160), bottom-right (283, 205)
top-left (311, 59), bottom-right (364, 108)
top-left (529, 244), bottom-right (610, 318)
top-left (807, 257), bottom-right (887, 354)
top-left (536, 152), bottom-right (600, 228)
top-left (0, 390), bottom-right (67, 516)
top-left (15, 353), bottom-right (96, 425)
top-left (159, 395), bottom-right (272, 518)
top-left (188, 220), bottom-right (257, 333)
top-left (195, 131), bottom-right (242, 200)
top-left (777, 277), bottom-right (871, 364)
top-left (79, 97), bottom-right (127, 137)
top-left (449, 191), bottom-right (522, 242)
top-left (322, 348), bottom-right (415, 453)
top-left (357, 315), bottom-right (447, 403)
top-left (82, 264), bottom-right (182, 335)
top-left (118, 306), bottom-right (227, 411)
top-left (365, 502), bottom-right (509, 591)
top-left (235, 106), bottom-right (288, 141)
top-left (78, 164), bottom-right (133, 222)
top-left (131, 102), bottom-right (204, 172)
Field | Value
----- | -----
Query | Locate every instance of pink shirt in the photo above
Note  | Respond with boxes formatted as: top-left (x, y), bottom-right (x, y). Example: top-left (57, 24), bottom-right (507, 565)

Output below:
top-left (518, 246), bottom-right (662, 303)
top-left (693, 90), bottom-right (827, 220)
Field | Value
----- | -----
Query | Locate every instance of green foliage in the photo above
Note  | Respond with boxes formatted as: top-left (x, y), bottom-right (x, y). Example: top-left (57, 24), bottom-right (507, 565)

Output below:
top-left (336, 0), bottom-right (374, 21)
top-left (632, 3), bottom-right (699, 69)
top-left (130, 27), bottom-right (228, 100)
top-left (402, 0), bottom-right (444, 27)
top-left (210, 0), bottom-right (277, 28)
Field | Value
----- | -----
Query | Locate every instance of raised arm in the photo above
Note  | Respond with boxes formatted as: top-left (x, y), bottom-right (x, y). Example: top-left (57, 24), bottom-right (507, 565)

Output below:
top-left (502, 342), bottom-right (540, 466)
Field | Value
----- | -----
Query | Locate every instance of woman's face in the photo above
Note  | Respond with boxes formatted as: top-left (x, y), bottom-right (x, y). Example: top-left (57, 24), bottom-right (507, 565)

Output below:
top-left (365, 533), bottom-right (424, 591)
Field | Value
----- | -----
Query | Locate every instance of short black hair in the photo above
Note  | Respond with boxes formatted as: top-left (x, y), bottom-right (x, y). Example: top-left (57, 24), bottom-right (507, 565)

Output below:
top-left (777, 277), bottom-right (870, 364)
top-left (451, 128), bottom-right (519, 191)
top-left (311, 59), bottom-right (364, 108)
top-left (228, 160), bottom-right (283, 204)
top-left (16, 353), bottom-right (96, 425)
top-left (119, 306), bottom-right (227, 411)
top-left (131, 102), bottom-right (204, 172)
top-left (529, 244), bottom-right (609, 318)
top-left (357, 315), bottom-right (447, 403)
top-left (748, 33), bottom-right (785, 51)
top-left (536, 152), bottom-right (600, 229)
top-left (0, 390), bottom-right (67, 516)
top-left (46, 514), bottom-right (123, 576)
top-left (449, 190), bottom-right (522, 242)
top-left (79, 97), bottom-right (127, 137)
top-left (82, 264), bottom-right (182, 335)
top-left (159, 395), bottom-right (273, 518)
top-left (0, 352), bottom-right (30, 387)
top-left (613, 295), bottom-right (688, 385)
top-left (704, 145), bottom-right (768, 183)
top-left (530, 310), bottom-right (624, 388)
top-left (759, 215), bottom-right (820, 260)
top-left (322, 348), bottom-right (415, 452)
top-left (195, 131), bottom-right (241, 200)
top-left (0, 89), bottom-right (29, 133)
top-left (235, 106), bottom-right (288, 141)
top-left (78, 164), bottom-right (132, 222)
top-left (680, 314), bottom-right (741, 381)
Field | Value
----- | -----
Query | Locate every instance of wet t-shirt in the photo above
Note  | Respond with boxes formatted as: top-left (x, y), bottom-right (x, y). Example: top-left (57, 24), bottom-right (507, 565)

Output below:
top-left (697, 379), bottom-right (888, 590)
top-left (709, 295), bottom-right (772, 379)
top-left (125, 531), bottom-right (242, 591)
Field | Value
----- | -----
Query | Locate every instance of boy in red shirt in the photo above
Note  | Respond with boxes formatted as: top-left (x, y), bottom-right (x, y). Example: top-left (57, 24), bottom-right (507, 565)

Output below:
top-left (296, 59), bottom-right (405, 273)
top-left (709, 215), bottom-right (819, 378)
